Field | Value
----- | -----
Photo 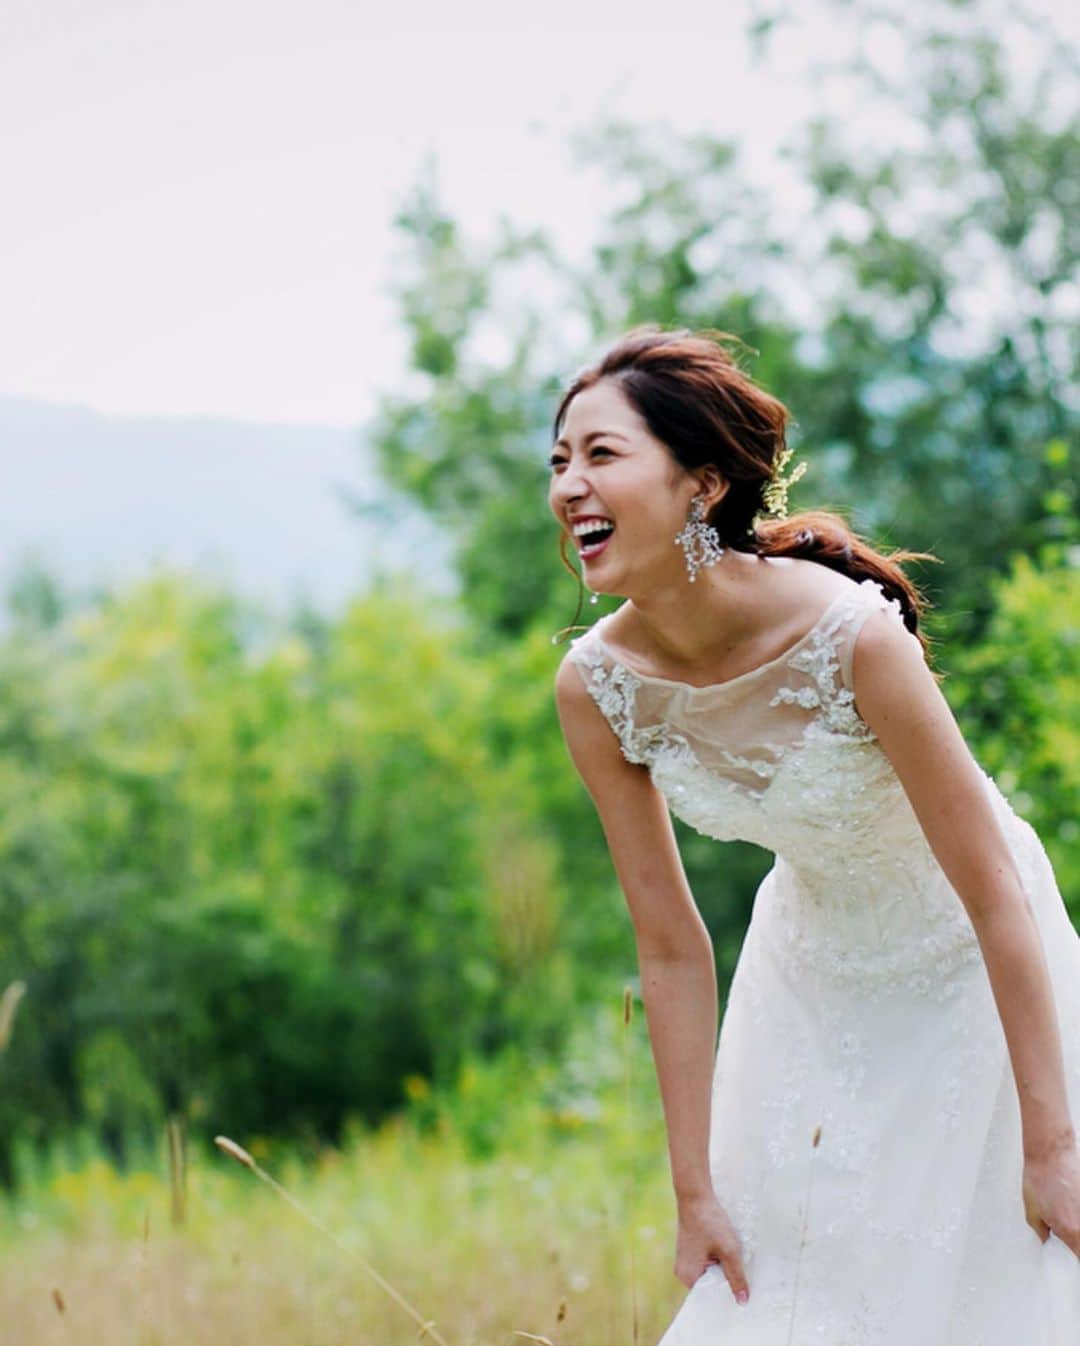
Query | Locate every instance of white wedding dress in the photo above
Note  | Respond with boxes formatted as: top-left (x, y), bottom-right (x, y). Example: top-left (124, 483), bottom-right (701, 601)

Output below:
top-left (567, 570), bottom-right (1080, 1345)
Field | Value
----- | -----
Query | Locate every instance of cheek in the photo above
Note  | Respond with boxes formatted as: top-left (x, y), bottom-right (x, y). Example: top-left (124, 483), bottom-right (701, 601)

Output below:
top-left (619, 490), bottom-right (673, 540)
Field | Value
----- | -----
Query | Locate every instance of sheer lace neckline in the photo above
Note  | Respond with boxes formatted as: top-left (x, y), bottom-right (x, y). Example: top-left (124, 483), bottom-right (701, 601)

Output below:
top-left (591, 583), bottom-right (862, 694)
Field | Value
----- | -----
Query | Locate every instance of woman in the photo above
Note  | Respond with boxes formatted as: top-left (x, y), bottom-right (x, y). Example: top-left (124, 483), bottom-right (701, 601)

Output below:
top-left (548, 325), bottom-right (1080, 1343)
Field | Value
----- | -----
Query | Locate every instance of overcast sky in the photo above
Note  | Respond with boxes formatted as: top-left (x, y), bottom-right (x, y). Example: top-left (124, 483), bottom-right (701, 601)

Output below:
top-left (2, 0), bottom-right (1074, 431)
top-left (0, 0), bottom-right (849, 428)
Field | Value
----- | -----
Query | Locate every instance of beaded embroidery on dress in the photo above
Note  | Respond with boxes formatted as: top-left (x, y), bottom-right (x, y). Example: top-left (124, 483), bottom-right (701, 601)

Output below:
top-left (567, 576), bottom-right (1080, 1345)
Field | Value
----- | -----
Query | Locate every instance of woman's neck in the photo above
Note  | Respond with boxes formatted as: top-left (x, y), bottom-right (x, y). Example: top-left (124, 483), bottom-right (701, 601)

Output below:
top-left (617, 551), bottom-right (786, 672)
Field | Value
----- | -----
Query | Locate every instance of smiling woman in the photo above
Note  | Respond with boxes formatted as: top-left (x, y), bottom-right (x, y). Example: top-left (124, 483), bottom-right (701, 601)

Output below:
top-left (546, 326), bottom-right (938, 668)
top-left (545, 324), bottom-right (1080, 1345)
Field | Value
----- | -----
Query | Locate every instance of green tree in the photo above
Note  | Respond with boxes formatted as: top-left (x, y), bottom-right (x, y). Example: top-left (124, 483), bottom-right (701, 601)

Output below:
top-left (948, 550), bottom-right (1080, 916)
top-left (0, 572), bottom-right (581, 1185)
top-left (366, 0), bottom-right (1077, 643)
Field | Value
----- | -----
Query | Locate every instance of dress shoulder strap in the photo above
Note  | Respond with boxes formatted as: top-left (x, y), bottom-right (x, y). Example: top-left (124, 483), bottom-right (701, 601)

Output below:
top-left (837, 578), bottom-right (917, 692)
top-left (564, 622), bottom-right (606, 678)
top-left (562, 624), bottom-right (653, 765)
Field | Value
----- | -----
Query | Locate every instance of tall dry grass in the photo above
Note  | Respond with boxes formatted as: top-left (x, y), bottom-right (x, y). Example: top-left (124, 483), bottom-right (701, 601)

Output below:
top-left (0, 979), bottom-right (27, 1056)
top-left (0, 991), bottom-right (686, 1345)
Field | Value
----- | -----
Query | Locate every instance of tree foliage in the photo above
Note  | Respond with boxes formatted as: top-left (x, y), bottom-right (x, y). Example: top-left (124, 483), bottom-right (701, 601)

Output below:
top-left (366, 0), bottom-right (1078, 643)
top-left (0, 575), bottom-right (586, 1185)
top-left (948, 532), bottom-right (1080, 918)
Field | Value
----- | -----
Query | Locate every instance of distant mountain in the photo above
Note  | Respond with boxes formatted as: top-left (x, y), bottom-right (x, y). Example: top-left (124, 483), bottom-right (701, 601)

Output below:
top-left (0, 397), bottom-right (453, 627)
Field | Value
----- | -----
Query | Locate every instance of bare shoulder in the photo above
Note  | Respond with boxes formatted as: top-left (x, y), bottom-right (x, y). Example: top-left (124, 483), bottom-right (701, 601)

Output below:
top-left (553, 647), bottom-right (599, 734)
top-left (782, 556), bottom-right (864, 610)
top-left (553, 646), bottom-right (592, 707)
top-left (726, 554), bottom-right (861, 613)
top-left (736, 560), bottom-right (860, 649)
top-left (849, 602), bottom-right (936, 728)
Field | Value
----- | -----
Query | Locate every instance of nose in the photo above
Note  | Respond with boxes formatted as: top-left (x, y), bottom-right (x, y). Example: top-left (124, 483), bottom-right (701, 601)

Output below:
top-left (549, 459), bottom-right (589, 514)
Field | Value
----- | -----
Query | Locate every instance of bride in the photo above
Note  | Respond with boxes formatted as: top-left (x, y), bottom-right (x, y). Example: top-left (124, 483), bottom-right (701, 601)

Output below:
top-left (548, 325), bottom-right (1080, 1342)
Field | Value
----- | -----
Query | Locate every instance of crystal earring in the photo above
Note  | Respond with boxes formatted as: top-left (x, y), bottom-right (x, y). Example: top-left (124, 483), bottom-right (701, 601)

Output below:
top-left (674, 496), bottom-right (725, 582)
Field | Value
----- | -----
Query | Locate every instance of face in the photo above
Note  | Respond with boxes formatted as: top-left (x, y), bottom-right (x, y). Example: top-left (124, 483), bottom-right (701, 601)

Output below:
top-left (548, 379), bottom-right (725, 599)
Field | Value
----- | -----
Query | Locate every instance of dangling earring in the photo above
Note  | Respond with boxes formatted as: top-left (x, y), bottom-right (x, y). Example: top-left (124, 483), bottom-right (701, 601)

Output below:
top-left (674, 496), bottom-right (725, 582)
top-left (587, 591), bottom-right (599, 605)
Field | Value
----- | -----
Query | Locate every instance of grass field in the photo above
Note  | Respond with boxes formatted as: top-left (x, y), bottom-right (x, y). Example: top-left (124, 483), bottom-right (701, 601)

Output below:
top-left (0, 998), bottom-right (692, 1345)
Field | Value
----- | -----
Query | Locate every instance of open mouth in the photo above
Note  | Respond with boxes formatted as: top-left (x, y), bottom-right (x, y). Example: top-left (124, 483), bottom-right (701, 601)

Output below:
top-left (574, 522), bottom-right (615, 559)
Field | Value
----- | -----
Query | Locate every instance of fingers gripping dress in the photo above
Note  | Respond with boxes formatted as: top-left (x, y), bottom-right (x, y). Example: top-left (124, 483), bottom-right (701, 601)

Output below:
top-left (566, 576), bottom-right (1080, 1345)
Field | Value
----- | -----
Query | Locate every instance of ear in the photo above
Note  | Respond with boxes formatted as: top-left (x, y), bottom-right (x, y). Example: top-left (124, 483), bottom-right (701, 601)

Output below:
top-left (695, 466), bottom-right (729, 512)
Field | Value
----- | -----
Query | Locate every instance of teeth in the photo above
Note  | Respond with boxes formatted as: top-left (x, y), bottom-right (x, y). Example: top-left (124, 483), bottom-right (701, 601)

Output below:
top-left (571, 519), bottom-right (614, 538)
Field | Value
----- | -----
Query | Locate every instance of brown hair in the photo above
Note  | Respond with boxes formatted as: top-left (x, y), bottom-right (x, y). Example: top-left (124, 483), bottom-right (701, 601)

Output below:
top-left (552, 323), bottom-right (942, 668)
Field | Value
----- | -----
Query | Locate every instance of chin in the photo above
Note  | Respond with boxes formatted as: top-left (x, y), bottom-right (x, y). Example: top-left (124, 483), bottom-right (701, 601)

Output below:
top-left (588, 581), bottom-right (625, 602)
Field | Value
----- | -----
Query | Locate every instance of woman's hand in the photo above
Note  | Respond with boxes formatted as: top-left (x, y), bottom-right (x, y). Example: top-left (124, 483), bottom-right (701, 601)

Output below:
top-left (1022, 1139), bottom-right (1080, 1257)
top-left (674, 1191), bottom-right (750, 1302)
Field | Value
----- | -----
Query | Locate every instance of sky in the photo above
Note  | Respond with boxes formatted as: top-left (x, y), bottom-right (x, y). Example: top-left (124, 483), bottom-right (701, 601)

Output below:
top-left (3, 0), bottom-right (1073, 430)
top-left (0, 0), bottom-right (842, 429)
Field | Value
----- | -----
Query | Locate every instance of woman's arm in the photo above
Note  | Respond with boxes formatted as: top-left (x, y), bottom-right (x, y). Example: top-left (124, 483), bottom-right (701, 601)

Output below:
top-left (554, 655), bottom-right (751, 1298)
top-left (852, 610), bottom-right (1080, 1254)
top-left (554, 655), bottom-right (717, 1198)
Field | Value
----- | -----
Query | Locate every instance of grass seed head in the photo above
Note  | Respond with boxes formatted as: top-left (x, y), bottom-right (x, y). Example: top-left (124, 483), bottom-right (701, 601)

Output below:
top-left (214, 1135), bottom-right (257, 1170)
top-left (0, 980), bottom-right (27, 1054)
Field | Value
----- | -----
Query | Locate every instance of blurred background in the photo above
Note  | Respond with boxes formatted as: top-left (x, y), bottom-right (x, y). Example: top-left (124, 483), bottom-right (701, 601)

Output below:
top-left (1, 0), bottom-right (1078, 1341)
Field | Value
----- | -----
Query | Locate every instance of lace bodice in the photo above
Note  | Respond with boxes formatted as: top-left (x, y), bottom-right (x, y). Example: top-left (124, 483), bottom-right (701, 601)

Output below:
top-left (567, 574), bottom-right (913, 846)
top-left (566, 575), bottom-right (992, 991)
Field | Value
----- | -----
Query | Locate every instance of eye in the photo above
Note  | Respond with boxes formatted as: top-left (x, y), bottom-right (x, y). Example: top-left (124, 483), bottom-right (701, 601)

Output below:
top-left (548, 444), bottom-right (615, 469)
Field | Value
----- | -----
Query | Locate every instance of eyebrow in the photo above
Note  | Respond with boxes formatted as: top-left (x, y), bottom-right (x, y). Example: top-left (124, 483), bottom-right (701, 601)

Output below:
top-left (553, 430), bottom-right (629, 450)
